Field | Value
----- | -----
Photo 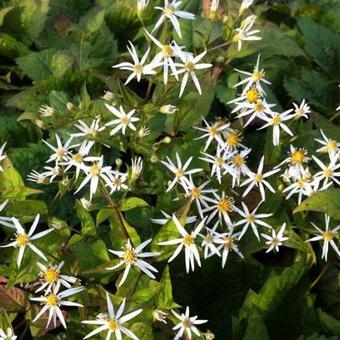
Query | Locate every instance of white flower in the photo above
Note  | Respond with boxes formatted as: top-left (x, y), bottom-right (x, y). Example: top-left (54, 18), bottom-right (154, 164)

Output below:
top-left (194, 118), bottom-right (228, 151)
top-left (239, 0), bottom-right (254, 14)
top-left (82, 292), bottom-right (142, 340)
top-left (144, 30), bottom-right (180, 85)
top-left (151, 210), bottom-right (197, 225)
top-left (31, 287), bottom-right (83, 329)
top-left (114, 42), bottom-right (158, 85)
top-left (105, 104), bottom-right (140, 136)
top-left (72, 118), bottom-right (105, 139)
top-left (74, 156), bottom-right (112, 201)
top-left (107, 239), bottom-right (159, 287)
top-left (0, 142), bottom-right (7, 172)
top-left (153, 0), bottom-right (195, 38)
top-left (227, 148), bottom-right (252, 187)
top-left (261, 223), bottom-right (288, 253)
top-left (161, 153), bottom-right (202, 192)
top-left (158, 215), bottom-right (205, 273)
top-left (210, 0), bottom-right (219, 14)
top-left (138, 125), bottom-right (151, 138)
top-left (174, 48), bottom-right (212, 97)
top-left (41, 165), bottom-right (60, 182)
top-left (222, 129), bottom-right (246, 151)
top-left (102, 90), bottom-right (115, 102)
top-left (153, 309), bottom-right (167, 324)
top-left (241, 156), bottom-right (280, 200)
top-left (306, 214), bottom-right (340, 261)
top-left (39, 105), bottom-right (54, 117)
top-left (313, 154), bottom-right (340, 189)
top-left (27, 170), bottom-right (48, 184)
top-left (258, 109), bottom-right (294, 146)
top-left (160, 104), bottom-right (178, 114)
top-left (234, 15), bottom-right (261, 51)
top-left (80, 198), bottom-right (92, 210)
top-left (292, 99), bottom-right (310, 119)
top-left (0, 200), bottom-right (15, 228)
top-left (183, 177), bottom-right (216, 218)
top-left (172, 306), bottom-right (207, 340)
top-left (199, 145), bottom-right (230, 184)
top-left (130, 156), bottom-right (143, 181)
top-left (315, 130), bottom-right (340, 155)
top-left (35, 261), bottom-right (78, 295)
top-left (234, 202), bottom-right (272, 241)
top-left (137, 0), bottom-right (149, 15)
top-left (0, 215), bottom-right (53, 268)
top-left (106, 173), bottom-right (128, 193)
top-left (233, 55), bottom-right (271, 95)
top-left (43, 134), bottom-right (74, 165)
top-left (203, 192), bottom-right (235, 227)
top-left (0, 328), bottom-right (17, 340)
top-left (199, 222), bottom-right (221, 259)
top-left (215, 227), bottom-right (244, 268)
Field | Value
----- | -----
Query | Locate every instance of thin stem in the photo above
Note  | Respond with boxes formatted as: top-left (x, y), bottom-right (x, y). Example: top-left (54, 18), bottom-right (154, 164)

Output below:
top-left (207, 40), bottom-right (233, 54)
top-left (309, 259), bottom-right (334, 289)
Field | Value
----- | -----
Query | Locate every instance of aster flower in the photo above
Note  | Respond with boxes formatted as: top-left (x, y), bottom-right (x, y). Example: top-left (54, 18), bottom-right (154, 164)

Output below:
top-left (153, 0), bottom-right (195, 38)
top-left (172, 306), bottom-right (207, 340)
top-left (0, 142), bottom-right (7, 171)
top-left (234, 202), bottom-right (272, 241)
top-left (31, 286), bottom-right (83, 329)
top-left (102, 90), bottom-right (115, 102)
top-left (222, 129), bottom-right (246, 151)
top-left (130, 156), bottom-right (143, 181)
top-left (199, 221), bottom-right (221, 259)
top-left (0, 215), bottom-right (53, 268)
top-left (315, 130), bottom-right (340, 156)
top-left (160, 104), bottom-right (178, 114)
top-left (43, 134), bottom-right (75, 165)
top-left (35, 261), bottom-right (78, 295)
top-left (158, 215), bottom-right (205, 273)
top-left (233, 15), bottom-right (261, 51)
top-left (107, 239), bottom-right (159, 287)
top-left (72, 118), bottom-right (105, 139)
top-left (41, 165), bottom-right (61, 182)
top-left (114, 42), bottom-right (158, 85)
top-left (82, 293), bottom-right (142, 340)
top-left (241, 156), bottom-right (280, 201)
top-left (106, 173), bottom-right (128, 193)
top-left (0, 328), bottom-right (17, 340)
top-left (74, 156), bottom-right (112, 201)
top-left (174, 47), bottom-right (212, 97)
top-left (27, 170), bottom-right (48, 184)
top-left (227, 148), bottom-right (252, 187)
top-left (292, 99), bottom-right (311, 119)
top-left (161, 153), bottom-right (202, 192)
top-left (258, 109), bottom-right (294, 146)
top-left (194, 118), bottom-right (228, 151)
top-left (261, 223), bottom-right (288, 253)
top-left (153, 309), bottom-right (168, 324)
top-left (215, 227), bottom-right (244, 268)
top-left (312, 154), bottom-right (340, 189)
top-left (39, 105), bottom-right (55, 117)
top-left (306, 214), bottom-right (340, 261)
top-left (105, 104), bottom-right (140, 136)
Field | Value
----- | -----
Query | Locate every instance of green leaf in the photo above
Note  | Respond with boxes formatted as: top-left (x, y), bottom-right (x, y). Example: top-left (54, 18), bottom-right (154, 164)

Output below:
top-left (312, 112), bottom-right (340, 140)
top-left (75, 199), bottom-right (96, 236)
top-left (156, 266), bottom-right (179, 309)
top-left (0, 277), bottom-right (28, 312)
top-left (91, 239), bottom-right (110, 262)
top-left (0, 33), bottom-right (30, 58)
top-left (294, 189), bottom-right (340, 220)
top-left (317, 308), bottom-right (340, 335)
top-left (243, 309), bottom-right (270, 340)
top-left (120, 197), bottom-right (149, 212)
top-left (5, 200), bottom-right (47, 222)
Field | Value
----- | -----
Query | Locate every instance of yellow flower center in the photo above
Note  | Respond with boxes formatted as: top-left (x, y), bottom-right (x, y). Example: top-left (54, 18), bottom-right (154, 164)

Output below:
top-left (209, 126), bottom-right (218, 136)
top-left (254, 102), bottom-right (264, 112)
top-left (323, 231), bottom-right (334, 241)
top-left (185, 61), bottom-right (195, 72)
top-left (227, 133), bottom-right (239, 146)
top-left (175, 168), bottom-right (184, 178)
top-left (323, 168), bottom-right (333, 177)
top-left (134, 63), bottom-right (143, 74)
top-left (214, 157), bottom-right (224, 167)
top-left (47, 294), bottom-right (59, 306)
top-left (191, 187), bottom-right (201, 199)
top-left (183, 234), bottom-right (194, 246)
top-left (223, 236), bottom-right (234, 249)
top-left (217, 198), bottom-right (233, 213)
top-left (272, 115), bottom-right (281, 126)
top-left (72, 153), bottom-right (83, 163)
top-left (205, 234), bottom-right (213, 243)
top-left (255, 173), bottom-right (263, 183)
top-left (16, 233), bottom-right (29, 246)
top-left (297, 179), bottom-right (305, 189)
top-left (123, 249), bottom-right (136, 264)
top-left (164, 5), bottom-right (175, 15)
top-left (56, 148), bottom-right (65, 157)
top-left (271, 237), bottom-right (279, 246)
top-left (232, 155), bottom-right (244, 168)
top-left (44, 268), bottom-right (59, 283)
top-left (89, 164), bottom-right (101, 176)
top-left (108, 319), bottom-right (119, 331)
top-left (121, 116), bottom-right (131, 126)
top-left (291, 150), bottom-right (305, 165)
top-left (161, 45), bottom-right (173, 58)
top-left (246, 89), bottom-right (260, 103)
top-left (246, 214), bottom-right (255, 223)
top-left (182, 318), bottom-right (192, 328)
top-left (253, 71), bottom-right (264, 81)
top-left (327, 140), bottom-right (337, 151)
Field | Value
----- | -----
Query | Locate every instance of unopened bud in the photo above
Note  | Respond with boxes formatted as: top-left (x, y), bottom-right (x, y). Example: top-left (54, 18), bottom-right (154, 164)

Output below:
top-left (163, 136), bottom-right (171, 144)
